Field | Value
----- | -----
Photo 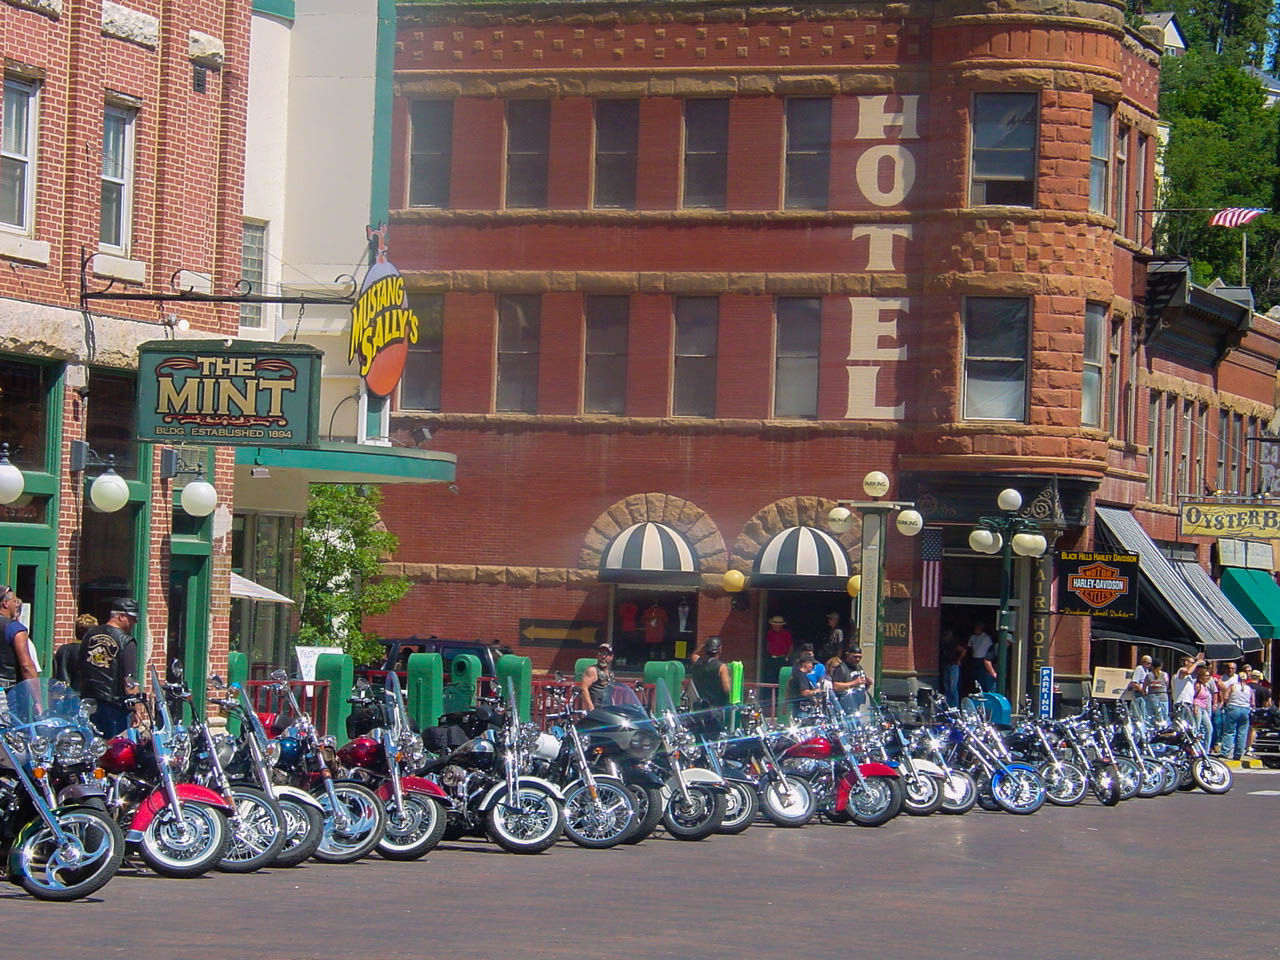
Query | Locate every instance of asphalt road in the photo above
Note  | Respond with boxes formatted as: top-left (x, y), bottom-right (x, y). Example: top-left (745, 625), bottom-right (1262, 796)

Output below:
top-left (3, 770), bottom-right (1277, 960)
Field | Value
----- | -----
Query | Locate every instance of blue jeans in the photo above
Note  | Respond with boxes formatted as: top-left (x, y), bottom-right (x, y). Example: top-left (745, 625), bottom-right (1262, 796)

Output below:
top-left (1220, 705), bottom-right (1251, 759)
top-left (1145, 694), bottom-right (1169, 727)
top-left (943, 665), bottom-right (960, 708)
top-left (1210, 709), bottom-right (1224, 752)
top-left (1193, 707), bottom-right (1213, 748)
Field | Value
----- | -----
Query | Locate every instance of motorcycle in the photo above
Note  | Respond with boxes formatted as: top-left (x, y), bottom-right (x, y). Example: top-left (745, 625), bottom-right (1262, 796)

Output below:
top-left (539, 698), bottom-right (637, 848)
top-left (1153, 704), bottom-right (1232, 794)
top-left (908, 715), bottom-right (978, 815)
top-left (1250, 705), bottom-right (1280, 769)
top-left (1058, 706), bottom-right (1123, 806)
top-left (1006, 699), bottom-right (1088, 807)
top-left (267, 669), bottom-right (387, 863)
top-left (339, 671), bottom-right (450, 860)
top-left (0, 679), bottom-right (124, 900)
top-left (649, 682), bottom-right (729, 840)
top-left (941, 697), bottom-right (1046, 815)
top-left (865, 703), bottom-right (946, 816)
top-left (1111, 700), bottom-right (1168, 797)
top-left (716, 694), bottom-right (815, 828)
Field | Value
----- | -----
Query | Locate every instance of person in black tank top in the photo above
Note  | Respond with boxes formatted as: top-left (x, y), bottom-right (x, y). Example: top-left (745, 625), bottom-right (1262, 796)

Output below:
top-left (580, 644), bottom-right (615, 711)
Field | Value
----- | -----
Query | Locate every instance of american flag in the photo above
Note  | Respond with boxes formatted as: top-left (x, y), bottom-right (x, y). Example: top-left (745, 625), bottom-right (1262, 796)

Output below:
top-left (1209, 208), bottom-right (1268, 227)
top-left (920, 526), bottom-right (944, 608)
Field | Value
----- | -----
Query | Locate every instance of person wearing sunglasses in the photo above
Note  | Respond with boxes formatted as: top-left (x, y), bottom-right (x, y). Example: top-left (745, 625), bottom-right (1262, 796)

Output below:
top-left (0, 585), bottom-right (39, 690)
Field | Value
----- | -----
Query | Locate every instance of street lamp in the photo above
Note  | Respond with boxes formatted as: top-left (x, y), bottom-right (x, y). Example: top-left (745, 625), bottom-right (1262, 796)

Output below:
top-left (160, 447), bottom-right (218, 518)
top-left (827, 471), bottom-right (923, 698)
top-left (70, 440), bottom-right (129, 513)
top-left (970, 487), bottom-right (1047, 699)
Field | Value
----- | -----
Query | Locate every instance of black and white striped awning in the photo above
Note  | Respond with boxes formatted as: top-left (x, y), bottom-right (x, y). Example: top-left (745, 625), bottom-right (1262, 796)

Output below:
top-left (599, 522), bottom-right (700, 586)
top-left (752, 526), bottom-right (852, 591)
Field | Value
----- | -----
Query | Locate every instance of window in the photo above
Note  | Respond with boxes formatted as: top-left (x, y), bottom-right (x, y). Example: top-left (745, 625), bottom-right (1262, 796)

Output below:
top-left (401, 294), bottom-right (444, 412)
top-left (86, 370), bottom-right (139, 478)
top-left (774, 298), bottom-right (821, 419)
top-left (496, 295), bottom-right (540, 413)
top-left (1, 78), bottom-right (38, 231)
top-left (970, 93), bottom-right (1037, 206)
top-left (1246, 417), bottom-right (1258, 494)
top-left (239, 221), bottom-right (267, 329)
top-left (1179, 399), bottom-right (1192, 497)
top-left (673, 297), bottom-right (717, 417)
top-left (1162, 394), bottom-right (1175, 503)
top-left (100, 106), bottom-right (135, 251)
top-left (963, 298), bottom-right (1028, 421)
top-left (584, 296), bottom-right (629, 414)
top-left (1107, 321), bottom-right (1122, 434)
top-left (1134, 134), bottom-right (1148, 243)
top-left (1195, 403), bottom-right (1207, 496)
top-left (1113, 125), bottom-right (1129, 236)
top-left (1230, 413), bottom-right (1242, 492)
top-left (1089, 101), bottom-right (1111, 215)
top-left (784, 98), bottom-right (831, 210)
top-left (1147, 392), bottom-right (1160, 501)
top-left (0, 359), bottom-right (51, 470)
top-left (409, 100), bottom-right (452, 208)
top-left (506, 101), bottom-right (549, 209)
top-left (594, 100), bottom-right (637, 209)
top-left (1082, 303), bottom-right (1105, 427)
top-left (683, 99), bottom-right (728, 209)
top-left (1217, 409), bottom-right (1228, 491)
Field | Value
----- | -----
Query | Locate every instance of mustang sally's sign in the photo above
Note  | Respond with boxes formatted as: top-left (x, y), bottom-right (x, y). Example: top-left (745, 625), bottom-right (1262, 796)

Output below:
top-left (1056, 551), bottom-right (1139, 619)
top-left (136, 340), bottom-right (321, 447)
top-left (1180, 501), bottom-right (1280, 539)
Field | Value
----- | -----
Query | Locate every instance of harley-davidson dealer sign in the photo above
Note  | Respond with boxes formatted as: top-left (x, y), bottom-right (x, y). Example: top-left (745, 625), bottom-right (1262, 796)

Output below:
top-left (1056, 551), bottom-right (1139, 619)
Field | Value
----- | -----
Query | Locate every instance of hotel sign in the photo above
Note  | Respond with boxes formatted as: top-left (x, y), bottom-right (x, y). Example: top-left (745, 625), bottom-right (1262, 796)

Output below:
top-left (1180, 501), bottom-right (1280, 539)
top-left (1056, 551), bottom-right (1139, 619)
top-left (136, 340), bottom-right (321, 447)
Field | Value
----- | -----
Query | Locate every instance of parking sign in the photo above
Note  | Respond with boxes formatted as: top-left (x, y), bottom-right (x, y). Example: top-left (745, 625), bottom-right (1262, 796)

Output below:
top-left (1038, 665), bottom-right (1054, 718)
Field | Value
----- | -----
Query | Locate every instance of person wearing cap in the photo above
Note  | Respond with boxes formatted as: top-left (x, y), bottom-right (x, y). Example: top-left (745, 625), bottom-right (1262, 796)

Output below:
top-left (579, 643), bottom-right (615, 712)
top-left (0, 584), bottom-right (39, 690)
top-left (690, 636), bottom-right (731, 728)
top-left (765, 615), bottom-right (793, 684)
top-left (76, 598), bottom-right (143, 737)
top-left (787, 650), bottom-right (823, 719)
top-left (831, 646), bottom-right (873, 714)
top-left (820, 611), bottom-right (846, 660)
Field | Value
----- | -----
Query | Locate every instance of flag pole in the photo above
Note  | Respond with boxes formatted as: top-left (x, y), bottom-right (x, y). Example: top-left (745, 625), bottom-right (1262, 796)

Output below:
top-left (1242, 230), bottom-right (1247, 287)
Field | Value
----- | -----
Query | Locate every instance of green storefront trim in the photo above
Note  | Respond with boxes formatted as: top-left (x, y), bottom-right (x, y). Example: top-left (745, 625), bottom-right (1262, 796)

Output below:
top-left (252, 0), bottom-right (295, 20)
top-left (235, 442), bottom-right (456, 483)
top-left (1219, 567), bottom-right (1280, 639)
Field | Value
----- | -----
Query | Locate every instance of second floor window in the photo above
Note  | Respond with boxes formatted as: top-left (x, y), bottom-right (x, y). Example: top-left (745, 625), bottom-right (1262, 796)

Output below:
top-left (673, 297), bottom-right (717, 417)
top-left (963, 298), bottom-right (1028, 421)
top-left (1, 77), bottom-right (38, 231)
top-left (584, 296), bottom-right (629, 414)
top-left (683, 99), bottom-right (728, 209)
top-left (409, 100), bottom-right (452, 208)
top-left (402, 294), bottom-right (444, 412)
top-left (1082, 303), bottom-right (1105, 427)
top-left (1108, 321), bottom-right (1122, 435)
top-left (1114, 125), bottom-right (1129, 236)
top-left (774, 297), bottom-right (820, 419)
top-left (1217, 409), bottom-right (1228, 491)
top-left (595, 100), bottom-right (637, 209)
top-left (100, 105), bottom-right (136, 251)
top-left (1089, 101), bottom-right (1111, 215)
top-left (240, 221), bottom-right (267, 329)
top-left (784, 98), bottom-right (830, 210)
top-left (506, 101), bottom-right (549, 209)
top-left (970, 92), bottom-right (1037, 206)
top-left (496, 295), bottom-right (540, 413)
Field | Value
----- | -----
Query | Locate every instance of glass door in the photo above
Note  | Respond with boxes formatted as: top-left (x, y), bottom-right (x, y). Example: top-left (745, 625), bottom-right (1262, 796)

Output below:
top-left (2, 546), bottom-right (51, 671)
top-left (166, 555), bottom-right (209, 711)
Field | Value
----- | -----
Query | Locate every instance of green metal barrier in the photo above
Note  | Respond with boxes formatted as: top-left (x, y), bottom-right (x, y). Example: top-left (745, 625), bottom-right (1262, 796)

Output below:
top-left (406, 652), bottom-right (444, 729)
top-left (315, 653), bottom-right (353, 746)
top-left (644, 660), bottom-right (686, 710)
top-left (727, 660), bottom-right (745, 730)
top-left (226, 651), bottom-right (249, 737)
top-left (444, 653), bottom-right (481, 713)
top-left (574, 657), bottom-right (596, 680)
top-left (496, 654), bottom-right (533, 722)
top-left (777, 666), bottom-right (793, 723)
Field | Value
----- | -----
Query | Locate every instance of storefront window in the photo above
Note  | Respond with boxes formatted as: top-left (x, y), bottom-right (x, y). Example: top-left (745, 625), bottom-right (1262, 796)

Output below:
top-left (612, 589), bottom-right (697, 668)
top-left (231, 513), bottom-right (297, 673)
top-left (0, 357), bottom-right (51, 471)
top-left (86, 370), bottom-right (140, 478)
top-left (78, 504), bottom-right (137, 624)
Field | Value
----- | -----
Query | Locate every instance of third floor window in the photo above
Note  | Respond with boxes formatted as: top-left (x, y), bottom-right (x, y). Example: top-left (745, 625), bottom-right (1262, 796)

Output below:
top-left (496, 294), bottom-right (540, 413)
top-left (784, 98), bottom-right (830, 210)
top-left (409, 100), bottom-right (452, 208)
top-left (683, 99), bottom-right (728, 209)
top-left (1, 77), bottom-right (38, 231)
top-left (1089, 101), bottom-right (1112, 215)
top-left (674, 297), bottom-right (717, 417)
top-left (506, 101), bottom-right (549, 209)
top-left (594, 100), bottom-right (638, 209)
top-left (774, 298), bottom-right (821, 419)
top-left (100, 105), bottom-right (136, 252)
top-left (970, 93), bottom-right (1037, 206)
top-left (584, 295), bottom-right (629, 413)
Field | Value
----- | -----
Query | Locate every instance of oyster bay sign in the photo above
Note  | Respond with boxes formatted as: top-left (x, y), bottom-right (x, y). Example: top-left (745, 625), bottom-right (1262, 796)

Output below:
top-left (1179, 501), bottom-right (1280, 539)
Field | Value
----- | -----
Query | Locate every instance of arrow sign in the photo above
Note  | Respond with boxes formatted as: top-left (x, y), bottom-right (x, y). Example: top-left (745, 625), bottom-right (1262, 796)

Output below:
top-left (518, 619), bottom-right (601, 648)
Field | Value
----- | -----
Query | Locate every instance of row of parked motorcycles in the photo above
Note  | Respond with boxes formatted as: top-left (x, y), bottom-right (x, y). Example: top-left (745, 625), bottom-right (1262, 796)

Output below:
top-left (0, 663), bottom-right (1234, 901)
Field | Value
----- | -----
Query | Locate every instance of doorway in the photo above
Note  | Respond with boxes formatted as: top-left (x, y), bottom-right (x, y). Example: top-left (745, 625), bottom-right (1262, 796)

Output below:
top-left (167, 555), bottom-right (209, 711)
top-left (1, 546), bottom-right (51, 669)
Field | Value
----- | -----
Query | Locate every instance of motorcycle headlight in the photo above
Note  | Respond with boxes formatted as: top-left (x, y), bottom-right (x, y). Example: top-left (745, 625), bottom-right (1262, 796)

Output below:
top-left (29, 736), bottom-right (50, 756)
top-left (90, 737), bottom-right (107, 758)
top-left (166, 732), bottom-right (192, 770)
top-left (54, 729), bottom-right (88, 764)
top-left (212, 733), bottom-right (236, 767)
top-left (319, 735), bottom-right (338, 749)
top-left (263, 739), bottom-right (281, 767)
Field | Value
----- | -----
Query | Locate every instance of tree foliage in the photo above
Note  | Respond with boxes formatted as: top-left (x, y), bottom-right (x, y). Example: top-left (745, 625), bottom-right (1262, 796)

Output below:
top-left (297, 484), bottom-right (410, 666)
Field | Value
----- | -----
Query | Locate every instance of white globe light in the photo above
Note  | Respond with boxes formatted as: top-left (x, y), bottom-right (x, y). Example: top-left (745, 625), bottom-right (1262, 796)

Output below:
top-left (969, 528), bottom-right (995, 554)
top-left (863, 471), bottom-right (890, 499)
top-left (895, 509), bottom-right (923, 537)
top-left (987, 532), bottom-right (1004, 555)
top-left (1011, 532), bottom-right (1038, 557)
top-left (827, 505), bottom-right (853, 534)
top-left (0, 461), bottom-right (24, 505)
top-left (1028, 533), bottom-right (1048, 557)
top-left (180, 478), bottom-right (218, 518)
top-left (89, 470), bottom-right (130, 513)
top-left (997, 488), bottom-right (1023, 512)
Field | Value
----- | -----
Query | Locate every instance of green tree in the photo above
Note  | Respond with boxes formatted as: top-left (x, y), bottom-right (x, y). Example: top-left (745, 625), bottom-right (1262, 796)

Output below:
top-left (297, 484), bottom-right (410, 666)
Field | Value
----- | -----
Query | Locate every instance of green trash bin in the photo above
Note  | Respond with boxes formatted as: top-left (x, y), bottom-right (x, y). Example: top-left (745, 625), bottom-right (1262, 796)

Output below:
top-left (444, 654), bottom-right (482, 714)
top-left (406, 653), bottom-right (444, 730)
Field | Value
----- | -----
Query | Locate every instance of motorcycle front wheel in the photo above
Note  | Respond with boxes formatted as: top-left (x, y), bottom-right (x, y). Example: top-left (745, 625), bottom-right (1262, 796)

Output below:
top-left (485, 787), bottom-right (564, 853)
top-left (1038, 760), bottom-right (1088, 807)
top-left (313, 782), bottom-right (386, 863)
top-left (620, 785), bottom-right (664, 844)
top-left (939, 771), bottom-right (978, 815)
top-left (1090, 763), bottom-right (1121, 806)
top-left (1135, 760), bottom-right (1165, 798)
top-left (140, 802), bottom-right (229, 878)
top-left (990, 768), bottom-right (1045, 815)
top-left (563, 779), bottom-right (636, 848)
top-left (273, 795), bottom-right (324, 867)
top-left (716, 781), bottom-right (758, 835)
top-left (662, 786), bottom-right (726, 840)
top-left (1158, 760), bottom-right (1180, 796)
top-left (1114, 758), bottom-right (1141, 801)
top-left (15, 808), bottom-right (125, 901)
top-left (217, 787), bottom-right (286, 873)
top-left (1191, 757), bottom-right (1232, 794)
top-left (901, 771), bottom-right (944, 816)
top-left (848, 776), bottom-right (903, 827)
top-left (378, 792), bottom-right (448, 860)
top-left (760, 775), bottom-right (815, 827)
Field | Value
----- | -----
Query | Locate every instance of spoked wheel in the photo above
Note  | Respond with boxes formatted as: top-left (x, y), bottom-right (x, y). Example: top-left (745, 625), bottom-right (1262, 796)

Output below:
top-left (1157, 760), bottom-right (1180, 796)
top-left (760, 776), bottom-right (815, 827)
top-left (939, 771), bottom-right (978, 815)
top-left (976, 776), bottom-right (1002, 811)
top-left (313, 782), bottom-right (386, 863)
top-left (562, 779), bottom-right (636, 849)
top-left (217, 788), bottom-right (286, 873)
top-left (848, 776), bottom-right (904, 827)
top-left (1135, 760), bottom-right (1165, 798)
top-left (901, 771), bottom-right (944, 816)
top-left (620, 785), bottom-right (664, 844)
top-left (1191, 757), bottom-right (1232, 794)
top-left (378, 792), bottom-right (448, 860)
top-left (485, 787), bottom-right (564, 853)
top-left (1090, 763), bottom-right (1121, 806)
top-left (15, 808), bottom-right (125, 901)
top-left (662, 786), bottom-right (727, 840)
top-left (272, 795), bottom-right (324, 867)
top-left (716, 781), bottom-right (758, 835)
top-left (1114, 758), bottom-right (1141, 801)
top-left (140, 802), bottom-right (229, 878)
top-left (1038, 760), bottom-right (1088, 807)
top-left (990, 768), bottom-right (1045, 815)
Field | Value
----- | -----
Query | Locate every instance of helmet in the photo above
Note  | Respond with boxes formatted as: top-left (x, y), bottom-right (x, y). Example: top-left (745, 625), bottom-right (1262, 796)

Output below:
top-left (705, 636), bottom-right (722, 655)
top-left (99, 737), bottom-right (139, 774)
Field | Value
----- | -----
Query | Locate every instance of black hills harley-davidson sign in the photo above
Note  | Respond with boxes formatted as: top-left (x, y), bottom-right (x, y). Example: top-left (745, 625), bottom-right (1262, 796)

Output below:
top-left (1056, 551), bottom-right (1139, 619)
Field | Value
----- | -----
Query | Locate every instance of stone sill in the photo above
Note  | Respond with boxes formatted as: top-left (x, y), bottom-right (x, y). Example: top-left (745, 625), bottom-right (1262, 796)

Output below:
top-left (92, 252), bottom-right (146, 284)
top-left (0, 231), bottom-right (51, 266)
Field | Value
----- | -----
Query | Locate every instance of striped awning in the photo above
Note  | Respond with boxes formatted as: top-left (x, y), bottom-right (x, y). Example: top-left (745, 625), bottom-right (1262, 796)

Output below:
top-left (752, 526), bottom-right (852, 591)
top-left (1176, 561), bottom-right (1263, 653)
top-left (599, 522), bottom-right (700, 586)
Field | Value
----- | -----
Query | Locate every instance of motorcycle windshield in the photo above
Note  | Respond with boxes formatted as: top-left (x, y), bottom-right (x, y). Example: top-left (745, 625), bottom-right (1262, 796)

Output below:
top-left (384, 668), bottom-right (408, 734)
top-left (3, 677), bottom-right (82, 731)
top-left (235, 683), bottom-right (270, 744)
top-left (603, 682), bottom-right (644, 710)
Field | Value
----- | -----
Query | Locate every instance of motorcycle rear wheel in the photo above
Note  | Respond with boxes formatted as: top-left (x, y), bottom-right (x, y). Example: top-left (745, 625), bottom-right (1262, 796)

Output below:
top-left (939, 771), bottom-right (977, 815)
top-left (716, 781), bottom-right (758, 835)
top-left (849, 776), bottom-right (903, 827)
top-left (217, 787), bottom-right (286, 874)
top-left (901, 771), bottom-right (944, 816)
top-left (990, 768), bottom-right (1045, 815)
top-left (563, 779), bottom-right (636, 849)
top-left (620, 785), bottom-right (664, 844)
top-left (485, 787), bottom-right (564, 853)
top-left (662, 786), bottom-right (726, 840)
top-left (1090, 763), bottom-right (1121, 806)
top-left (272, 795), bottom-right (324, 867)
top-left (760, 775), bottom-right (815, 827)
top-left (378, 792), bottom-right (448, 860)
top-left (140, 802), bottom-right (229, 879)
top-left (1038, 760), bottom-right (1088, 807)
top-left (1191, 757), bottom-right (1232, 794)
top-left (313, 782), bottom-right (386, 863)
top-left (15, 808), bottom-right (124, 901)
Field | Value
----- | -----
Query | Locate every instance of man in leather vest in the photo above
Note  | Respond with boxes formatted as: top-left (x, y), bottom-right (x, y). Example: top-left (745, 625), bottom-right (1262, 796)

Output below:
top-left (690, 636), bottom-right (731, 723)
top-left (76, 598), bottom-right (142, 737)
top-left (579, 643), bottom-right (615, 711)
top-left (0, 584), bottom-right (39, 690)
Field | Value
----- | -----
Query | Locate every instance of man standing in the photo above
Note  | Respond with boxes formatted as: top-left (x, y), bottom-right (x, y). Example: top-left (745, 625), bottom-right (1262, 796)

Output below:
top-left (579, 643), bottom-right (615, 712)
top-left (1127, 655), bottom-right (1152, 719)
top-left (968, 622), bottom-right (997, 693)
top-left (690, 636), bottom-right (731, 730)
top-left (0, 584), bottom-right (38, 689)
top-left (831, 647), bottom-right (873, 714)
top-left (787, 651), bottom-right (823, 719)
top-left (76, 598), bottom-right (143, 737)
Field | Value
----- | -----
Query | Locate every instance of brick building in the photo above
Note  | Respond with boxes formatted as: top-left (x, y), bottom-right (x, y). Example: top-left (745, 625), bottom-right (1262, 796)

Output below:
top-left (369, 0), bottom-right (1278, 700)
top-left (0, 0), bottom-right (250, 683)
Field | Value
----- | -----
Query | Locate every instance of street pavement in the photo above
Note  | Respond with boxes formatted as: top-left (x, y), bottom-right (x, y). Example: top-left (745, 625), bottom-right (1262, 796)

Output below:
top-left (3, 770), bottom-right (1277, 960)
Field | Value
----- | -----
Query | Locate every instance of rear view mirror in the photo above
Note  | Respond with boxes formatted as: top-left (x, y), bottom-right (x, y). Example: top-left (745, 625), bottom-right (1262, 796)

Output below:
top-left (169, 659), bottom-right (184, 680)
top-left (209, 674), bottom-right (225, 689)
top-left (270, 668), bottom-right (289, 683)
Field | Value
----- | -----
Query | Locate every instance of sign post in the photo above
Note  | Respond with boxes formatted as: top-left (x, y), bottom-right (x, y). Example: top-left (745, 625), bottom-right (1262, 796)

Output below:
top-left (1037, 664), bottom-right (1054, 719)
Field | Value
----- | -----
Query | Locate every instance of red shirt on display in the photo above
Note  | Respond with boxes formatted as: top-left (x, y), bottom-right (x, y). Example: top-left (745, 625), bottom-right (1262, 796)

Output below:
top-left (618, 602), bottom-right (639, 632)
top-left (644, 605), bottom-right (668, 645)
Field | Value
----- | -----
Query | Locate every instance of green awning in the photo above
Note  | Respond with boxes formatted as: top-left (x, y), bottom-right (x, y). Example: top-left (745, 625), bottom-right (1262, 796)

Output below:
top-left (1219, 567), bottom-right (1280, 639)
